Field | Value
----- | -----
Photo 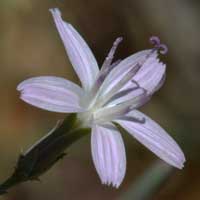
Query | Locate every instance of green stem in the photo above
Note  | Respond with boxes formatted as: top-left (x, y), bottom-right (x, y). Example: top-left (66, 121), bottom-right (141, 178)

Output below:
top-left (0, 114), bottom-right (90, 195)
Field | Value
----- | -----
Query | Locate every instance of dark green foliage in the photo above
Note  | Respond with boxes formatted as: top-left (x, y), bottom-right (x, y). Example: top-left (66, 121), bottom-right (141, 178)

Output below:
top-left (0, 114), bottom-right (90, 195)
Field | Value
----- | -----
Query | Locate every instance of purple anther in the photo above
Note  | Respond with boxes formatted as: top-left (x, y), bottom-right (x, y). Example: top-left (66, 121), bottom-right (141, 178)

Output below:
top-left (149, 36), bottom-right (168, 55)
top-left (114, 37), bottom-right (123, 45)
top-left (149, 36), bottom-right (160, 46)
top-left (101, 37), bottom-right (123, 71)
top-left (158, 44), bottom-right (168, 55)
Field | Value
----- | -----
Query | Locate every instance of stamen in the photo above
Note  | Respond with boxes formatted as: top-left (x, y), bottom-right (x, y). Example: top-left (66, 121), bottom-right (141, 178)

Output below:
top-left (108, 89), bottom-right (148, 114)
top-left (158, 44), bottom-right (168, 55)
top-left (101, 37), bottom-right (123, 71)
top-left (98, 64), bottom-right (141, 107)
top-left (149, 36), bottom-right (160, 46)
top-left (115, 116), bottom-right (145, 124)
top-left (149, 36), bottom-right (168, 55)
top-left (104, 87), bottom-right (138, 106)
top-left (131, 79), bottom-right (147, 94)
top-left (94, 104), bottom-right (131, 124)
top-left (110, 59), bottom-right (121, 69)
top-left (92, 38), bottom-right (123, 94)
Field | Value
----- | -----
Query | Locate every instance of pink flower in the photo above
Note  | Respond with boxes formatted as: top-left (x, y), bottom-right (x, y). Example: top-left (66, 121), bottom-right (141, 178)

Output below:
top-left (17, 8), bottom-right (185, 188)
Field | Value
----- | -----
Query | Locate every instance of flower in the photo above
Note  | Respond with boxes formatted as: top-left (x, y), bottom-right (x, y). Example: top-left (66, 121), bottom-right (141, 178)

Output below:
top-left (17, 8), bottom-right (185, 188)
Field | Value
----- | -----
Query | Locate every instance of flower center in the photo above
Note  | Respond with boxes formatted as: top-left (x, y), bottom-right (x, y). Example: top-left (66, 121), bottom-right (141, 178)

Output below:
top-left (77, 36), bottom-right (168, 128)
top-left (77, 91), bottom-right (101, 127)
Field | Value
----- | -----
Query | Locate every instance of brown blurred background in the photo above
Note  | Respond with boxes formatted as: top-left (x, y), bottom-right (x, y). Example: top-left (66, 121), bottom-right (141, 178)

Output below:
top-left (0, 0), bottom-right (200, 199)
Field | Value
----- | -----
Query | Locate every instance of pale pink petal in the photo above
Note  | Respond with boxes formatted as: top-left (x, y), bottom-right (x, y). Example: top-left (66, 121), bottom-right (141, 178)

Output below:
top-left (133, 55), bottom-right (166, 95)
top-left (98, 50), bottom-right (152, 97)
top-left (50, 8), bottom-right (99, 91)
top-left (91, 124), bottom-right (126, 188)
top-left (17, 76), bottom-right (84, 97)
top-left (113, 50), bottom-right (165, 98)
top-left (17, 76), bottom-right (84, 113)
top-left (114, 110), bottom-right (185, 169)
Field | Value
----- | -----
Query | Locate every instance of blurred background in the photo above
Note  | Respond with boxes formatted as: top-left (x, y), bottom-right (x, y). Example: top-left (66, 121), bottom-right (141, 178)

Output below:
top-left (0, 0), bottom-right (200, 199)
